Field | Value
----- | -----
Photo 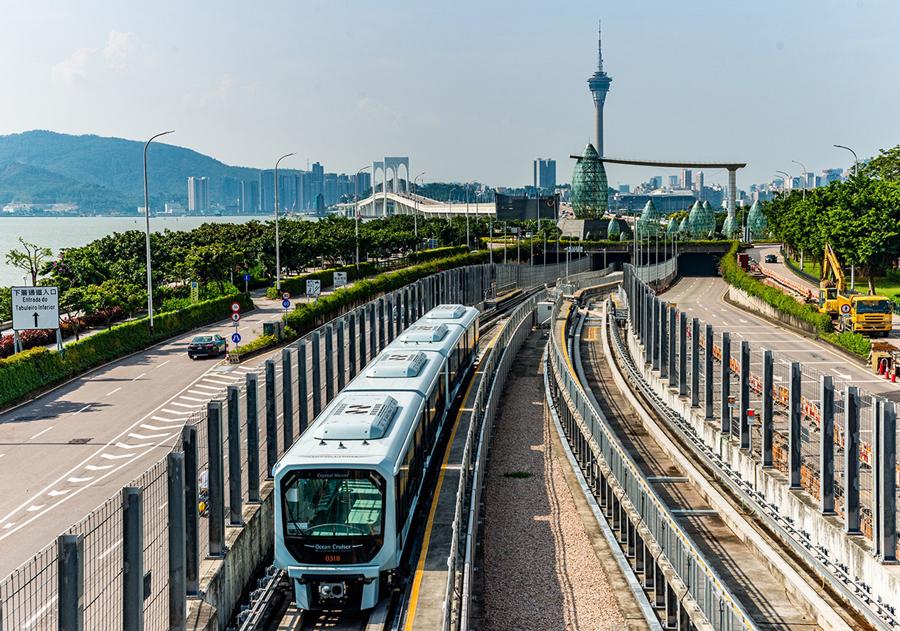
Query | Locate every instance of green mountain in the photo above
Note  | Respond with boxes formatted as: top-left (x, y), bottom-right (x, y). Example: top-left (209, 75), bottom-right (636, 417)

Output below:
top-left (0, 161), bottom-right (130, 210)
top-left (0, 130), bottom-right (264, 210)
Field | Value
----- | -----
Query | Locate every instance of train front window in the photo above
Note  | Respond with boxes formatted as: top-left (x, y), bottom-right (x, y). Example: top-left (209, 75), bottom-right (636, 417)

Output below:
top-left (283, 470), bottom-right (384, 538)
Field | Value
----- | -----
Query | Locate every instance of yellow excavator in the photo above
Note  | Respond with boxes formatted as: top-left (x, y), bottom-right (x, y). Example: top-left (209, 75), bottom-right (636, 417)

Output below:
top-left (818, 243), bottom-right (893, 336)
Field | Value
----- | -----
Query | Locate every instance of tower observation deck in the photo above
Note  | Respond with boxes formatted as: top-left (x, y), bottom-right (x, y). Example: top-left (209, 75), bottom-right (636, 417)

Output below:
top-left (588, 20), bottom-right (612, 157)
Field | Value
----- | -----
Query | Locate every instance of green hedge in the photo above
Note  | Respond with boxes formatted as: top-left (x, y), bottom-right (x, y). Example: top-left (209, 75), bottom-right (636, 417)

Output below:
top-left (0, 293), bottom-right (254, 408)
top-left (719, 241), bottom-right (873, 358)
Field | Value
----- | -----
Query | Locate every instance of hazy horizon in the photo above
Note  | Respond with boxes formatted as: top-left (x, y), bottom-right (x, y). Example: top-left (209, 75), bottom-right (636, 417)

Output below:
top-left (1, 0), bottom-right (898, 188)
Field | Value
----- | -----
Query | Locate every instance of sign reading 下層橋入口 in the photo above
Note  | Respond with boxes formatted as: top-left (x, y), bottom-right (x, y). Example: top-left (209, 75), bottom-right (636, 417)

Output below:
top-left (11, 286), bottom-right (60, 330)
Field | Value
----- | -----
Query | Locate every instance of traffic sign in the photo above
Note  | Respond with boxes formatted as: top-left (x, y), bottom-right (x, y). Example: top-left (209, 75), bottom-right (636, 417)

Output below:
top-left (840, 304), bottom-right (851, 315)
top-left (231, 302), bottom-right (241, 313)
top-left (231, 332), bottom-right (242, 344)
top-left (333, 271), bottom-right (348, 288)
top-left (190, 280), bottom-right (199, 303)
top-left (11, 286), bottom-right (59, 330)
top-left (306, 279), bottom-right (321, 297)
top-left (231, 312), bottom-right (240, 322)
top-left (282, 299), bottom-right (291, 309)
top-left (243, 273), bottom-right (251, 282)
top-left (282, 292), bottom-right (290, 300)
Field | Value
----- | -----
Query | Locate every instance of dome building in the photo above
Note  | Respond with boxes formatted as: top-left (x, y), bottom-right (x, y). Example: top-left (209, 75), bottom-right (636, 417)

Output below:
top-left (747, 200), bottom-right (768, 239)
top-left (607, 217), bottom-right (621, 239)
top-left (570, 143), bottom-right (608, 218)
top-left (688, 200), bottom-right (716, 238)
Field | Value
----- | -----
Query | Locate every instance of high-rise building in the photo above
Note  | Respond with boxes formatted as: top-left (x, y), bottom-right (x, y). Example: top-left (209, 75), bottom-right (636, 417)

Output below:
top-left (668, 175), bottom-right (679, 188)
top-left (310, 162), bottom-right (325, 206)
top-left (680, 169), bottom-right (693, 190)
top-left (587, 21), bottom-right (612, 157)
top-left (187, 176), bottom-right (208, 212)
top-left (259, 170), bottom-right (275, 213)
top-left (648, 176), bottom-right (663, 189)
top-left (618, 184), bottom-right (630, 193)
top-left (222, 176), bottom-right (241, 212)
top-left (240, 180), bottom-right (259, 214)
top-left (695, 171), bottom-right (704, 192)
top-left (324, 173), bottom-right (338, 206)
top-left (355, 171), bottom-right (372, 197)
top-left (533, 158), bottom-right (557, 194)
top-left (820, 168), bottom-right (843, 185)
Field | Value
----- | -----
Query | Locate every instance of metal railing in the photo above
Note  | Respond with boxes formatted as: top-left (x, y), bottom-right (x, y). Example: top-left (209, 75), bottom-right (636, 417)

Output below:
top-left (545, 293), bottom-right (756, 630)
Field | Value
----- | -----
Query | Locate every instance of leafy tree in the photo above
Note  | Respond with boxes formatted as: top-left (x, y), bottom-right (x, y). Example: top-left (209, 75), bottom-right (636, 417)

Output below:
top-left (5, 237), bottom-right (52, 285)
top-left (861, 145), bottom-right (900, 181)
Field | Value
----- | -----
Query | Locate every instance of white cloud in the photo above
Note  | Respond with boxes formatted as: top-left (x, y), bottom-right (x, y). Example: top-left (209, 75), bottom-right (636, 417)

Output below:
top-left (52, 30), bottom-right (137, 84)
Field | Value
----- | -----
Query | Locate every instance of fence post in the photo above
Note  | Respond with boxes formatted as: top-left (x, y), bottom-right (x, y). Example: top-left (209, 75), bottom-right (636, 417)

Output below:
top-left (819, 375), bottom-right (835, 515)
top-left (386, 294), bottom-right (394, 342)
top-left (403, 287), bottom-right (410, 327)
top-left (650, 296), bottom-right (659, 370)
top-left (678, 313), bottom-right (687, 397)
top-left (348, 312), bottom-right (357, 379)
top-left (265, 360), bottom-right (277, 477)
top-left (377, 298), bottom-right (386, 350)
top-left (844, 386), bottom-right (860, 533)
top-left (167, 452), bottom-right (186, 631)
top-left (325, 324), bottom-right (335, 402)
top-left (180, 426), bottom-right (199, 596)
top-left (207, 400), bottom-right (225, 555)
top-left (720, 332), bottom-right (731, 434)
top-left (691, 318), bottom-right (699, 407)
top-left (762, 350), bottom-right (774, 467)
top-left (788, 362), bottom-right (802, 489)
top-left (659, 300), bottom-right (668, 379)
top-left (58, 534), bottom-right (84, 631)
top-left (668, 306), bottom-right (676, 389)
top-left (122, 486), bottom-right (144, 631)
top-left (703, 324), bottom-right (714, 420)
top-left (226, 386), bottom-right (243, 526)
top-left (739, 340), bottom-right (750, 449)
top-left (336, 318), bottom-right (346, 390)
top-left (297, 342), bottom-right (308, 436)
top-left (312, 332), bottom-right (322, 416)
top-left (876, 399), bottom-right (897, 561)
top-left (281, 348), bottom-right (294, 447)
top-left (368, 302), bottom-right (377, 363)
top-left (245, 372), bottom-right (260, 503)
top-left (359, 306), bottom-right (367, 368)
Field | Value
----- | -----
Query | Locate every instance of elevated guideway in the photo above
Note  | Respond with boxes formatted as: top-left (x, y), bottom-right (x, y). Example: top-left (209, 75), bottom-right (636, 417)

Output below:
top-left (335, 191), bottom-right (495, 219)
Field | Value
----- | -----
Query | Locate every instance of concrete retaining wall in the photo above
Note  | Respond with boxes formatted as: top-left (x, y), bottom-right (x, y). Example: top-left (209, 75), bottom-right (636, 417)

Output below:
top-left (625, 331), bottom-right (900, 616)
top-left (724, 284), bottom-right (818, 336)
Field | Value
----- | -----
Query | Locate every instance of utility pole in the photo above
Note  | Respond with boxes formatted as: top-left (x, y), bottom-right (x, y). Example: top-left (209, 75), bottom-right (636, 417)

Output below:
top-left (274, 152), bottom-right (296, 291)
top-left (142, 129), bottom-right (174, 330)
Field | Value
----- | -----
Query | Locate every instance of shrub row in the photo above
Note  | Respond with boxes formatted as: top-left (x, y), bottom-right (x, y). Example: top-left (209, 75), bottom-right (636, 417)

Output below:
top-left (0, 293), bottom-right (254, 409)
top-left (719, 241), bottom-right (872, 358)
top-left (0, 307), bottom-right (125, 359)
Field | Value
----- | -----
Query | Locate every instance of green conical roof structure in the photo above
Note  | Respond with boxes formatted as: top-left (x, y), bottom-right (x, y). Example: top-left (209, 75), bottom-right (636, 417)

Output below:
top-left (688, 199), bottom-right (715, 238)
top-left (619, 230), bottom-right (628, 242)
top-left (678, 216), bottom-right (689, 234)
top-left (721, 213), bottom-right (738, 238)
top-left (571, 144), bottom-right (608, 219)
top-left (666, 217), bottom-right (678, 235)
top-left (607, 217), bottom-right (621, 239)
top-left (747, 200), bottom-right (767, 239)
top-left (636, 200), bottom-right (662, 237)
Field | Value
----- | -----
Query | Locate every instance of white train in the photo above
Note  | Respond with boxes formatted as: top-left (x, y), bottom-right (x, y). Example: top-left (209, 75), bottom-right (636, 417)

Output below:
top-left (273, 304), bottom-right (480, 610)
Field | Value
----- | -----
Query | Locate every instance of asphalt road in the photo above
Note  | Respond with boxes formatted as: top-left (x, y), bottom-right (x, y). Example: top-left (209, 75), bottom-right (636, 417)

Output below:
top-left (0, 294), bottom-right (295, 576)
top-left (661, 275), bottom-right (900, 400)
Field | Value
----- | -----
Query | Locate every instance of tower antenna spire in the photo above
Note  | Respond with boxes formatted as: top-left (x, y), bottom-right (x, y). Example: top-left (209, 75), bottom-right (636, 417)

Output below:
top-left (597, 19), bottom-right (603, 72)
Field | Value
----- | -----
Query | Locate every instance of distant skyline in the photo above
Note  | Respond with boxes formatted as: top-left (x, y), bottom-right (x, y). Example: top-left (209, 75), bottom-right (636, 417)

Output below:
top-left (0, 0), bottom-right (897, 188)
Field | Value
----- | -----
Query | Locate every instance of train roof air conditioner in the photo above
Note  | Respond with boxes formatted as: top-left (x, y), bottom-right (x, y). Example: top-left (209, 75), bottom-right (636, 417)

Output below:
top-left (316, 394), bottom-right (398, 441)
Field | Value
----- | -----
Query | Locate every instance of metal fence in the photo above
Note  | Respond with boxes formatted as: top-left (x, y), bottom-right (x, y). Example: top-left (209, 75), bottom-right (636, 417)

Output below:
top-left (0, 261), bottom-right (573, 631)
top-left (546, 294), bottom-right (754, 630)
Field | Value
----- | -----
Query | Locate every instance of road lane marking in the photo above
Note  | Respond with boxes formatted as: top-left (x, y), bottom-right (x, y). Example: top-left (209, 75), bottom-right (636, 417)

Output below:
top-left (74, 404), bottom-right (92, 414)
top-left (29, 426), bottom-right (54, 440)
top-left (192, 384), bottom-right (220, 392)
top-left (141, 423), bottom-right (170, 431)
top-left (187, 389), bottom-right (212, 396)
top-left (100, 452), bottom-right (134, 460)
top-left (179, 395), bottom-right (205, 402)
top-left (131, 372), bottom-right (146, 381)
top-left (23, 595), bottom-right (57, 629)
top-left (115, 442), bottom-right (153, 450)
top-left (162, 408), bottom-right (192, 415)
top-left (26, 505), bottom-right (44, 512)
top-left (129, 432), bottom-right (171, 440)
top-left (48, 489), bottom-right (71, 497)
top-left (152, 416), bottom-right (185, 424)
top-left (3, 523), bottom-right (14, 529)
top-left (67, 476), bottom-right (93, 483)
top-left (170, 402), bottom-right (198, 409)
top-left (154, 360), bottom-right (171, 370)
top-left (98, 540), bottom-right (121, 559)
top-left (85, 464), bottom-right (114, 471)
top-left (106, 387), bottom-right (122, 396)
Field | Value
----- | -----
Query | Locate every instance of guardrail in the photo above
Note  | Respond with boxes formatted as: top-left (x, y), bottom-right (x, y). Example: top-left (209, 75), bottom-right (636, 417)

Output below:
top-left (545, 292), bottom-right (756, 630)
top-left (441, 288), bottom-right (546, 631)
top-left (494, 256), bottom-right (591, 295)
top-left (633, 256), bottom-right (677, 285)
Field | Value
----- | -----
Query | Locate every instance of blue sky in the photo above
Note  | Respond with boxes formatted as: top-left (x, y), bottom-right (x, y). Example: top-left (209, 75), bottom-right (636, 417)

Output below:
top-left (0, 0), bottom-right (897, 188)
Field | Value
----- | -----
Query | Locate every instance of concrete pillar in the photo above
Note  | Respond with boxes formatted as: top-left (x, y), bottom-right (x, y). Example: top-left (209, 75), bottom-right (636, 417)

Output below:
top-left (265, 360), bottom-right (277, 477)
top-left (704, 324), bottom-right (714, 420)
top-left (58, 534), bottom-right (84, 631)
top-left (691, 318), bottom-right (700, 407)
top-left (739, 340), bottom-right (750, 450)
top-left (643, 548), bottom-right (655, 589)
top-left (659, 300), bottom-right (668, 379)
top-left (668, 307), bottom-right (676, 388)
top-left (245, 373), bottom-right (260, 503)
top-left (226, 385), bottom-right (242, 526)
top-left (819, 375), bottom-right (835, 514)
top-left (789, 362), bottom-right (802, 489)
top-left (762, 350), bottom-right (774, 467)
top-left (166, 452), bottom-right (186, 631)
top-left (325, 324), bottom-right (334, 402)
top-left (720, 332), bottom-right (731, 434)
top-left (844, 386), bottom-right (861, 534)
top-left (282, 348), bottom-right (294, 446)
top-left (678, 313), bottom-right (687, 397)
top-left (348, 312), bottom-right (357, 379)
top-left (297, 342), bottom-right (308, 436)
top-left (123, 486), bottom-right (144, 631)
top-left (875, 399), bottom-right (897, 561)
top-left (206, 400), bottom-right (225, 556)
top-left (727, 168), bottom-right (737, 223)
top-left (181, 426), bottom-right (199, 596)
top-left (336, 318), bottom-right (346, 390)
top-left (312, 332), bottom-right (322, 416)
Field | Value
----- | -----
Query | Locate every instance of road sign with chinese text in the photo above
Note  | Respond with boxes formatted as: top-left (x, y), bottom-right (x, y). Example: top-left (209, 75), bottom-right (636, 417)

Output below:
top-left (11, 286), bottom-right (59, 330)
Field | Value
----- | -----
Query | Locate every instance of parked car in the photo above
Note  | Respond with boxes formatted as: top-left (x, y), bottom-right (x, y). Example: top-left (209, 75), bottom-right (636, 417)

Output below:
top-left (188, 334), bottom-right (227, 359)
top-left (764, 254), bottom-right (777, 263)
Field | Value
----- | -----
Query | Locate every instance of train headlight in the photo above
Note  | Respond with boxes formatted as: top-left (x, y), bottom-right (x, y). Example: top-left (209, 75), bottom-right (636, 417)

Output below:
top-left (319, 582), bottom-right (345, 600)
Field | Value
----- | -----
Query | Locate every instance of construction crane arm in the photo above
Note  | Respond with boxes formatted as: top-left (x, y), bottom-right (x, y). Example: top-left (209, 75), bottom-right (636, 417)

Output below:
top-left (821, 243), bottom-right (846, 292)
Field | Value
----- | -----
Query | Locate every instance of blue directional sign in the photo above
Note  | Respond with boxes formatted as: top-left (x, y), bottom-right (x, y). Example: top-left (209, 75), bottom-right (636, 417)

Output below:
top-left (282, 299), bottom-right (291, 309)
top-left (243, 273), bottom-right (251, 282)
top-left (231, 332), bottom-right (242, 344)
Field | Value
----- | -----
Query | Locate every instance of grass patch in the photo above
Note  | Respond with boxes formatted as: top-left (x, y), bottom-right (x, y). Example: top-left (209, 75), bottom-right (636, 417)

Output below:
top-left (503, 471), bottom-right (532, 479)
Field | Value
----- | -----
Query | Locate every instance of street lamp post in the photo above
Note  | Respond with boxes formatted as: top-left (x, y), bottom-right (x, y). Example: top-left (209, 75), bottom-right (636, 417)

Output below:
top-left (413, 172), bottom-right (425, 247)
top-left (142, 129), bottom-right (174, 330)
top-left (792, 160), bottom-right (808, 199)
top-left (354, 165), bottom-right (372, 273)
top-left (274, 152), bottom-right (296, 291)
top-left (834, 144), bottom-right (859, 177)
top-left (465, 183), bottom-right (471, 250)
